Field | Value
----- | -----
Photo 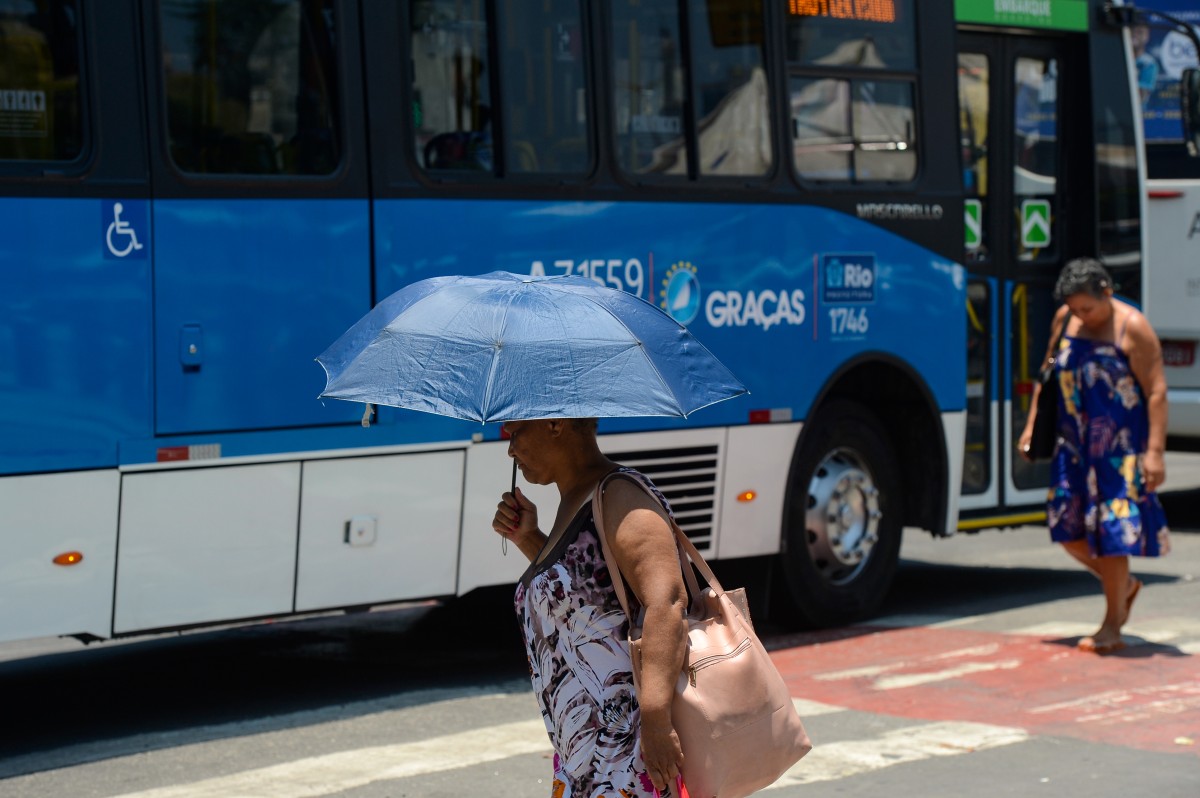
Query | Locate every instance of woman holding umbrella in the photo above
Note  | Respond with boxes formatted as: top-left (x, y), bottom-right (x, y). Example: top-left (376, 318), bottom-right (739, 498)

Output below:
top-left (495, 417), bottom-right (689, 798)
top-left (319, 271), bottom-right (750, 796)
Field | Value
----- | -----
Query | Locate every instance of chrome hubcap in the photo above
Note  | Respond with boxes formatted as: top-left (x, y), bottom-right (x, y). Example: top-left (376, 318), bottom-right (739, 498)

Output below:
top-left (805, 447), bottom-right (881, 584)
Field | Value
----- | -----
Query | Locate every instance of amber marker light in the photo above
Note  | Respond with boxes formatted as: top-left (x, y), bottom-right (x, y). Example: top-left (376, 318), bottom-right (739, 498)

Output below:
top-left (53, 552), bottom-right (84, 566)
top-left (736, 491), bottom-right (757, 503)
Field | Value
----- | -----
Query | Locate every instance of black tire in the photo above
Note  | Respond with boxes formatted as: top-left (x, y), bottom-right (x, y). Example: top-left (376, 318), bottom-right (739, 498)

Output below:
top-left (773, 400), bottom-right (902, 628)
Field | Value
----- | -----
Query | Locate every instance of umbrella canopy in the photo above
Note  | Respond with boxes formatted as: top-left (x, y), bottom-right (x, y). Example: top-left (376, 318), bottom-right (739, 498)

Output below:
top-left (317, 271), bottom-right (747, 423)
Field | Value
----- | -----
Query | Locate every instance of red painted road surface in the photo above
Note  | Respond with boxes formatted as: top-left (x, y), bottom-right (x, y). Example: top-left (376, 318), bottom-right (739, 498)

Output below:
top-left (770, 626), bottom-right (1200, 756)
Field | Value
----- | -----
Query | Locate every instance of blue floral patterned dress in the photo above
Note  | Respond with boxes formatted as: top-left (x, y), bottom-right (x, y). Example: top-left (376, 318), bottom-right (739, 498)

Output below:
top-left (1046, 329), bottom-right (1170, 557)
top-left (513, 468), bottom-right (671, 798)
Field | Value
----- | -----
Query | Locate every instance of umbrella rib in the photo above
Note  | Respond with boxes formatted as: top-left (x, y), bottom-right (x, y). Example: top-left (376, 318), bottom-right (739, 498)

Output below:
top-left (556, 290), bottom-right (685, 416)
top-left (477, 296), bottom-right (510, 422)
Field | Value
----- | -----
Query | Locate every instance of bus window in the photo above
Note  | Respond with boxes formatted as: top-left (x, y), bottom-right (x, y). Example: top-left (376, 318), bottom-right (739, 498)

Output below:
top-left (1012, 56), bottom-right (1058, 262)
top-left (688, 0), bottom-right (772, 176)
top-left (498, 0), bottom-right (589, 175)
top-left (611, 0), bottom-right (687, 176)
top-left (959, 52), bottom-right (990, 263)
top-left (411, 0), bottom-right (493, 173)
top-left (0, 0), bottom-right (82, 163)
top-left (160, 0), bottom-right (341, 177)
top-left (790, 78), bottom-right (915, 183)
top-left (786, 0), bottom-right (916, 184)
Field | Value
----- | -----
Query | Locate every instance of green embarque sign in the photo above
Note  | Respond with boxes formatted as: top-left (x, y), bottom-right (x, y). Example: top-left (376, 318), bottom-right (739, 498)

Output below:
top-left (955, 0), bottom-right (1090, 31)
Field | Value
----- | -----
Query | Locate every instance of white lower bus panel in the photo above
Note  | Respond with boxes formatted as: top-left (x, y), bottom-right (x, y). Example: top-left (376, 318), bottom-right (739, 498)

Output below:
top-left (114, 463), bottom-right (301, 634)
top-left (295, 451), bottom-right (464, 612)
top-left (0, 470), bottom-right (119, 643)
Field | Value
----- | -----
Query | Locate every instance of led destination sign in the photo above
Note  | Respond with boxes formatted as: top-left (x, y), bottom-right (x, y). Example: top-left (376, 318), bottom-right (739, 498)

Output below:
top-left (788, 0), bottom-right (897, 23)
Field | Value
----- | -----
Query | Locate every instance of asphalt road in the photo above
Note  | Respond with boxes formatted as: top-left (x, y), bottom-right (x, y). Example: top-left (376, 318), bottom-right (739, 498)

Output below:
top-left (1, 454), bottom-right (1197, 797)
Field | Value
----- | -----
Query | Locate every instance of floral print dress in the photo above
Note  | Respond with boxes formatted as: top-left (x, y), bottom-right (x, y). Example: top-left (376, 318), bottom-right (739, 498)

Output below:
top-left (513, 468), bottom-right (670, 798)
top-left (1046, 332), bottom-right (1169, 557)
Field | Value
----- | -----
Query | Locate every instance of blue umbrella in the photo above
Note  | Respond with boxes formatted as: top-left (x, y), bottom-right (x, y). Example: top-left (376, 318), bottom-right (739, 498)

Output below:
top-left (316, 271), bottom-right (747, 423)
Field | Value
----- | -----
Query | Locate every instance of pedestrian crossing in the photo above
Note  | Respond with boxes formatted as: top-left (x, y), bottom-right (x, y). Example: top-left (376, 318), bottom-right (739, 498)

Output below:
top-left (101, 698), bottom-right (1031, 798)
top-left (4, 614), bottom-right (1197, 798)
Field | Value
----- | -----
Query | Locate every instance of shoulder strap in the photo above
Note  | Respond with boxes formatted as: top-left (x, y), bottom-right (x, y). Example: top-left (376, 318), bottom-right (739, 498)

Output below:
top-left (1045, 310), bottom-right (1071, 368)
top-left (592, 473), bottom-right (717, 620)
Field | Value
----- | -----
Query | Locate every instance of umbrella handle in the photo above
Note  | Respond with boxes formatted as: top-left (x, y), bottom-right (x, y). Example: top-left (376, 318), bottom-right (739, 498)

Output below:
top-left (504, 458), bottom-right (518, 556)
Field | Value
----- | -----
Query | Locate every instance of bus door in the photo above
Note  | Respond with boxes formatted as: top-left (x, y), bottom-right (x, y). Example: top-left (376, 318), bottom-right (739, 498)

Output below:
top-left (144, 1), bottom-right (369, 438)
top-left (957, 32), bottom-right (1084, 521)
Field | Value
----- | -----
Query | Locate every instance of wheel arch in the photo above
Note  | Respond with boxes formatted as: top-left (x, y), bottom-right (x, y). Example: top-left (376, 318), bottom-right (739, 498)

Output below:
top-left (792, 353), bottom-right (950, 538)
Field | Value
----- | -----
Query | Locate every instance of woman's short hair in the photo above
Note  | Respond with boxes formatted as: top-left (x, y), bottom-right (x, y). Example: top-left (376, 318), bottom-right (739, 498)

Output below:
top-left (1053, 257), bottom-right (1112, 302)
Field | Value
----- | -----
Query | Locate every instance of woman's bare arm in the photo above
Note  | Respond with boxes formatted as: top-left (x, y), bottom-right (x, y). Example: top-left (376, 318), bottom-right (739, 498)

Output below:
top-left (1124, 310), bottom-right (1168, 491)
top-left (1019, 304), bottom-right (1070, 458)
top-left (601, 478), bottom-right (688, 792)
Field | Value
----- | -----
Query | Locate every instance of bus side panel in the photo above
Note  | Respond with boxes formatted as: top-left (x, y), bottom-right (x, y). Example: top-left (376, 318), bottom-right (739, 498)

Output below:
top-left (719, 423), bottom-right (802, 558)
top-left (295, 451), bottom-right (465, 612)
top-left (1145, 185), bottom-right (1200, 437)
top-left (373, 199), bottom-right (966, 428)
top-left (151, 199), bottom-right (369, 436)
top-left (113, 463), bottom-right (299, 634)
top-left (0, 198), bottom-right (152, 475)
top-left (0, 471), bottom-right (118, 643)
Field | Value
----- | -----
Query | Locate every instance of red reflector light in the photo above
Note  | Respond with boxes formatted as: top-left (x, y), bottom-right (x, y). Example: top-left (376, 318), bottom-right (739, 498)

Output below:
top-left (1162, 340), bottom-right (1196, 367)
top-left (749, 409), bottom-right (771, 424)
top-left (53, 552), bottom-right (84, 566)
top-left (157, 446), bottom-right (189, 462)
top-left (1148, 190), bottom-right (1185, 199)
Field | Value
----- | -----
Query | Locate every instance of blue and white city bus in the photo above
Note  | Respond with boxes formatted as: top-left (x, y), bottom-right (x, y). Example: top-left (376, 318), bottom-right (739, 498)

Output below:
top-left (0, 0), bottom-right (1178, 645)
top-left (1124, 0), bottom-right (1200, 443)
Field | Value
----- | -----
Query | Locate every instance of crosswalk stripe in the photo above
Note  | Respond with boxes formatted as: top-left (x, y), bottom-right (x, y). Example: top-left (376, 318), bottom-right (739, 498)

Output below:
top-left (107, 701), bottom-right (1030, 797)
top-left (766, 721), bottom-right (1030, 787)
top-left (791, 697), bottom-right (846, 717)
top-left (110, 719), bottom-right (551, 798)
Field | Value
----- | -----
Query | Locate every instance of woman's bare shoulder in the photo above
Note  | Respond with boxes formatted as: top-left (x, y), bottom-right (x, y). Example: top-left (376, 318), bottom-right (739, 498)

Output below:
top-left (602, 473), bottom-right (661, 513)
top-left (1118, 302), bottom-right (1159, 343)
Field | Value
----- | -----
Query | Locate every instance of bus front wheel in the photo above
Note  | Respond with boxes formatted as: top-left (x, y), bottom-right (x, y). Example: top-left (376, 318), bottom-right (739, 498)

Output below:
top-left (775, 400), bottom-right (902, 628)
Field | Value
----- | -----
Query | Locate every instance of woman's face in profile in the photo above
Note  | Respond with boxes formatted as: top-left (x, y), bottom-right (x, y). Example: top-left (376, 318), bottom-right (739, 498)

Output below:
top-left (503, 419), bottom-right (558, 485)
top-left (1065, 289), bottom-right (1114, 333)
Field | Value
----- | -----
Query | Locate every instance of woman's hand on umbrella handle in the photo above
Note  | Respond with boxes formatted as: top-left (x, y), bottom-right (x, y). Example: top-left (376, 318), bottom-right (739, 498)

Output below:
top-left (494, 487), bottom-right (539, 547)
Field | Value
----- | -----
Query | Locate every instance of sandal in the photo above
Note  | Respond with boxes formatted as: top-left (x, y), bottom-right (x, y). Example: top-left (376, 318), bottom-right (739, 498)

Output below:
top-left (1078, 636), bottom-right (1126, 655)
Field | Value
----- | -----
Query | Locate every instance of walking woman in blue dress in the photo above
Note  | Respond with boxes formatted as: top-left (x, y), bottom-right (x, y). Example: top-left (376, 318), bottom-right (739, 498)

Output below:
top-left (1019, 258), bottom-right (1171, 654)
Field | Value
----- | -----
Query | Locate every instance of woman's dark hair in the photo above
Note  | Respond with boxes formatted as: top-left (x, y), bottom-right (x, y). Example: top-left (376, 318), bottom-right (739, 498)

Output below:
top-left (1053, 257), bottom-right (1112, 302)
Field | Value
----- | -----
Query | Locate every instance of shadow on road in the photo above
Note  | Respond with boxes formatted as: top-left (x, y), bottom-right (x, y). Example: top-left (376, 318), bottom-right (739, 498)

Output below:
top-left (1040, 635), bottom-right (1190, 658)
top-left (0, 590), bottom-right (530, 779)
top-left (882, 559), bottom-right (1178, 623)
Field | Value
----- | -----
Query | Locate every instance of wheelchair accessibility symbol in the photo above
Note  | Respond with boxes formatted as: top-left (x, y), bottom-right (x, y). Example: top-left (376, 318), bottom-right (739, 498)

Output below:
top-left (102, 200), bottom-right (148, 259)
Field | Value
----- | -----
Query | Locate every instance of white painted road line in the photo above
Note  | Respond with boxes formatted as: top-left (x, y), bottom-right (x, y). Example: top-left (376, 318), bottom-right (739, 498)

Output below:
top-left (110, 719), bottom-right (552, 798)
top-left (812, 644), bottom-right (1021, 691)
top-left (873, 659), bottom-right (1023, 691)
top-left (792, 697), bottom-right (848, 717)
top-left (107, 702), bottom-right (1033, 797)
top-left (767, 721), bottom-right (1030, 788)
top-left (1028, 682), bottom-right (1200, 724)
